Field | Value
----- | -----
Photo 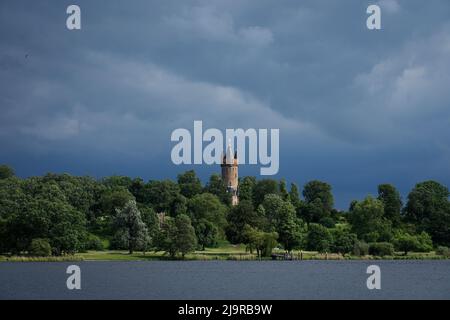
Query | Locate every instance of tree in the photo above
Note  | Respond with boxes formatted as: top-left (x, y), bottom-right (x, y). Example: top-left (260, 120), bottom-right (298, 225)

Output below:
top-left (113, 200), bottom-right (149, 254)
top-left (303, 180), bottom-right (334, 211)
top-left (174, 214), bottom-right (197, 258)
top-left (393, 231), bottom-right (433, 255)
top-left (139, 205), bottom-right (159, 246)
top-left (177, 170), bottom-right (202, 198)
top-left (142, 180), bottom-right (181, 214)
top-left (277, 201), bottom-right (305, 252)
top-left (188, 193), bottom-right (228, 235)
top-left (279, 179), bottom-right (290, 201)
top-left (378, 184), bottom-right (402, 227)
top-left (306, 223), bottom-right (333, 253)
top-left (253, 179), bottom-right (279, 207)
top-left (239, 176), bottom-right (256, 202)
top-left (349, 196), bottom-right (392, 243)
top-left (289, 183), bottom-right (302, 209)
top-left (154, 217), bottom-right (177, 257)
top-left (243, 225), bottom-right (278, 258)
top-left (0, 165), bottom-right (14, 179)
top-left (155, 214), bottom-right (197, 258)
top-left (331, 225), bottom-right (357, 254)
top-left (226, 200), bottom-right (266, 243)
top-left (302, 198), bottom-right (330, 224)
top-left (95, 187), bottom-right (134, 235)
top-left (261, 194), bottom-right (285, 226)
top-left (129, 178), bottom-right (145, 202)
top-left (204, 174), bottom-right (231, 205)
top-left (404, 181), bottom-right (450, 246)
top-left (195, 219), bottom-right (219, 250)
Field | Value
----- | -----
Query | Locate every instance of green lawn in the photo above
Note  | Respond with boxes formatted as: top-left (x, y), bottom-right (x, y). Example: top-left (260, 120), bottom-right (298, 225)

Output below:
top-left (1, 242), bottom-right (448, 262)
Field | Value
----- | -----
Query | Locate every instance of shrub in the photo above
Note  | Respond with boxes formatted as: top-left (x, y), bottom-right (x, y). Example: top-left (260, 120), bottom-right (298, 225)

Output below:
top-left (353, 241), bottom-right (369, 256)
top-left (331, 226), bottom-right (357, 254)
top-left (306, 224), bottom-right (333, 253)
top-left (369, 242), bottom-right (394, 256)
top-left (29, 238), bottom-right (52, 257)
top-left (393, 231), bottom-right (433, 254)
top-left (85, 234), bottom-right (104, 251)
top-left (436, 246), bottom-right (450, 257)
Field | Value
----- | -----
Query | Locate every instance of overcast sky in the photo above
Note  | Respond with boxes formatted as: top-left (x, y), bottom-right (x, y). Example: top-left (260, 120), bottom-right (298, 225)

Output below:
top-left (1, 0), bottom-right (450, 208)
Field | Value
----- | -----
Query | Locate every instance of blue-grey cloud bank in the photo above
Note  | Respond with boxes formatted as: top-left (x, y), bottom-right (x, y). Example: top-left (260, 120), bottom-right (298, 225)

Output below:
top-left (1, 0), bottom-right (450, 209)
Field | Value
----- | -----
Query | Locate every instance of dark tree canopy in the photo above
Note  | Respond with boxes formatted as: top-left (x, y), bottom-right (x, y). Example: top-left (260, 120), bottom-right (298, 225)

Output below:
top-left (177, 170), bottom-right (202, 199)
top-left (0, 165), bottom-right (449, 257)
top-left (0, 165), bottom-right (15, 179)
top-left (378, 184), bottom-right (402, 226)
top-left (404, 181), bottom-right (450, 246)
top-left (303, 180), bottom-right (334, 211)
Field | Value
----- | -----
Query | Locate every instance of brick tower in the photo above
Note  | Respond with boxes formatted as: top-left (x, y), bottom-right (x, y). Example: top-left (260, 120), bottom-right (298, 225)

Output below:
top-left (221, 141), bottom-right (239, 205)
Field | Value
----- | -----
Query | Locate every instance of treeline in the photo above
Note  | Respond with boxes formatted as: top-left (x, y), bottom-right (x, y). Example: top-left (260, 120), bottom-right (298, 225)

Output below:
top-left (0, 164), bottom-right (449, 258)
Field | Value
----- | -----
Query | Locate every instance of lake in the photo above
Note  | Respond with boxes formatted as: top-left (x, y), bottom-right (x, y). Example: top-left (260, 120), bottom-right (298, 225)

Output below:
top-left (1, 260), bottom-right (449, 299)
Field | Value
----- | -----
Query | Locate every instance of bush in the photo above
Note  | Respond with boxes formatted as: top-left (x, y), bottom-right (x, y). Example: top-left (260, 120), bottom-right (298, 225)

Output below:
top-left (369, 242), bottom-right (394, 256)
top-left (436, 246), bottom-right (450, 257)
top-left (306, 224), bottom-right (333, 253)
top-left (29, 238), bottom-right (52, 257)
top-left (393, 231), bottom-right (433, 254)
top-left (318, 217), bottom-right (335, 228)
top-left (331, 226), bottom-right (357, 254)
top-left (85, 234), bottom-right (104, 251)
top-left (353, 241), bottom-right (369, 256)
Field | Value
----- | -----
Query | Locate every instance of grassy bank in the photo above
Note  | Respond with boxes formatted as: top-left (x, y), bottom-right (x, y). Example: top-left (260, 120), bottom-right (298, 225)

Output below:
top-left (1, 243), bottom-right (449, 262)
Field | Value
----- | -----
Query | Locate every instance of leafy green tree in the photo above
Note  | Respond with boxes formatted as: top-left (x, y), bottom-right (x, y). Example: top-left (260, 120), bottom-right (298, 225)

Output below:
top-left (204, 174), bottom-right (231, 205)
top-left (301, 198), bottom-right (329, 224)
top-left (154, 217), bottom-right (178, 257)
top-left (143, 180), bottom-right (181, 214)
top-left (331, 225), bottom-right (357, 254)
top-left (177, 170), bottom-right (202, 198)
top-left (113, 200), bottom-right (149, 254)
top-left (243, 225), bottom-right (278, 258)
top-left (303, 180), bottom-right (334, 211)
top-left (306, 223), bottom-right (333, 253)
top-left (261, 194), bottom-right (285, 226)
top-left (188, 193), bottom-right (228, 235)
top-left (101, 175), bottom-right (133, 189)
top-left (139, 205), bottom-right (159, 246)
top-left (155, 214), bottom-right (197, 258)
top-left (48, 202), bottom-right (87, 255)
top-left (226, 200), bottom-right (267, 243)
top-left (0, 165), bottom-right (14, 179)
top-left (378, 184), bottom-right (402, 227)
top-left (279, 179), bottom-right (290, 201)
top-left (253, 179), bottom-right (279, 207)
top-left (404, 181), bottom-right (450, 246)
top-left (289, 183), bottom-right (302, 209)
top-left (393, 231), bottom-right (433, 255)
top-left (170, 193), bottom-right (188, 216)
top-left (129, 178), bottom-right (145, 202)
top-left (174, 214), bottom-right (197, 258)
top-left (239, 176), bottom-right (256, 202)
top-left (349, 196), bottom-right (392, 243)
top-left (195, 219), bottom-right (219, 250)
top-left (277, 201), bottom-right (305, 252)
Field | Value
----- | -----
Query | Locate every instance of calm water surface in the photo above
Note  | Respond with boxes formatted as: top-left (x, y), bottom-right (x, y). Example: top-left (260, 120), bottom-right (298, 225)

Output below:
top-left (1, 260), bottom-right (449, 299)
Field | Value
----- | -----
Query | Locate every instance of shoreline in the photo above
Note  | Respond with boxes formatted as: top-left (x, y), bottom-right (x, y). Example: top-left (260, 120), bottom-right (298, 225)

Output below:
top-left (1, 250), bottom-right (448, 262)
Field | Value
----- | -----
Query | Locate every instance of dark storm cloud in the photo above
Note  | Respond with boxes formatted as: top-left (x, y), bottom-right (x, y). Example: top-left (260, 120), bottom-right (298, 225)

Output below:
top-left (1, 0), bottom-right (450, 208)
